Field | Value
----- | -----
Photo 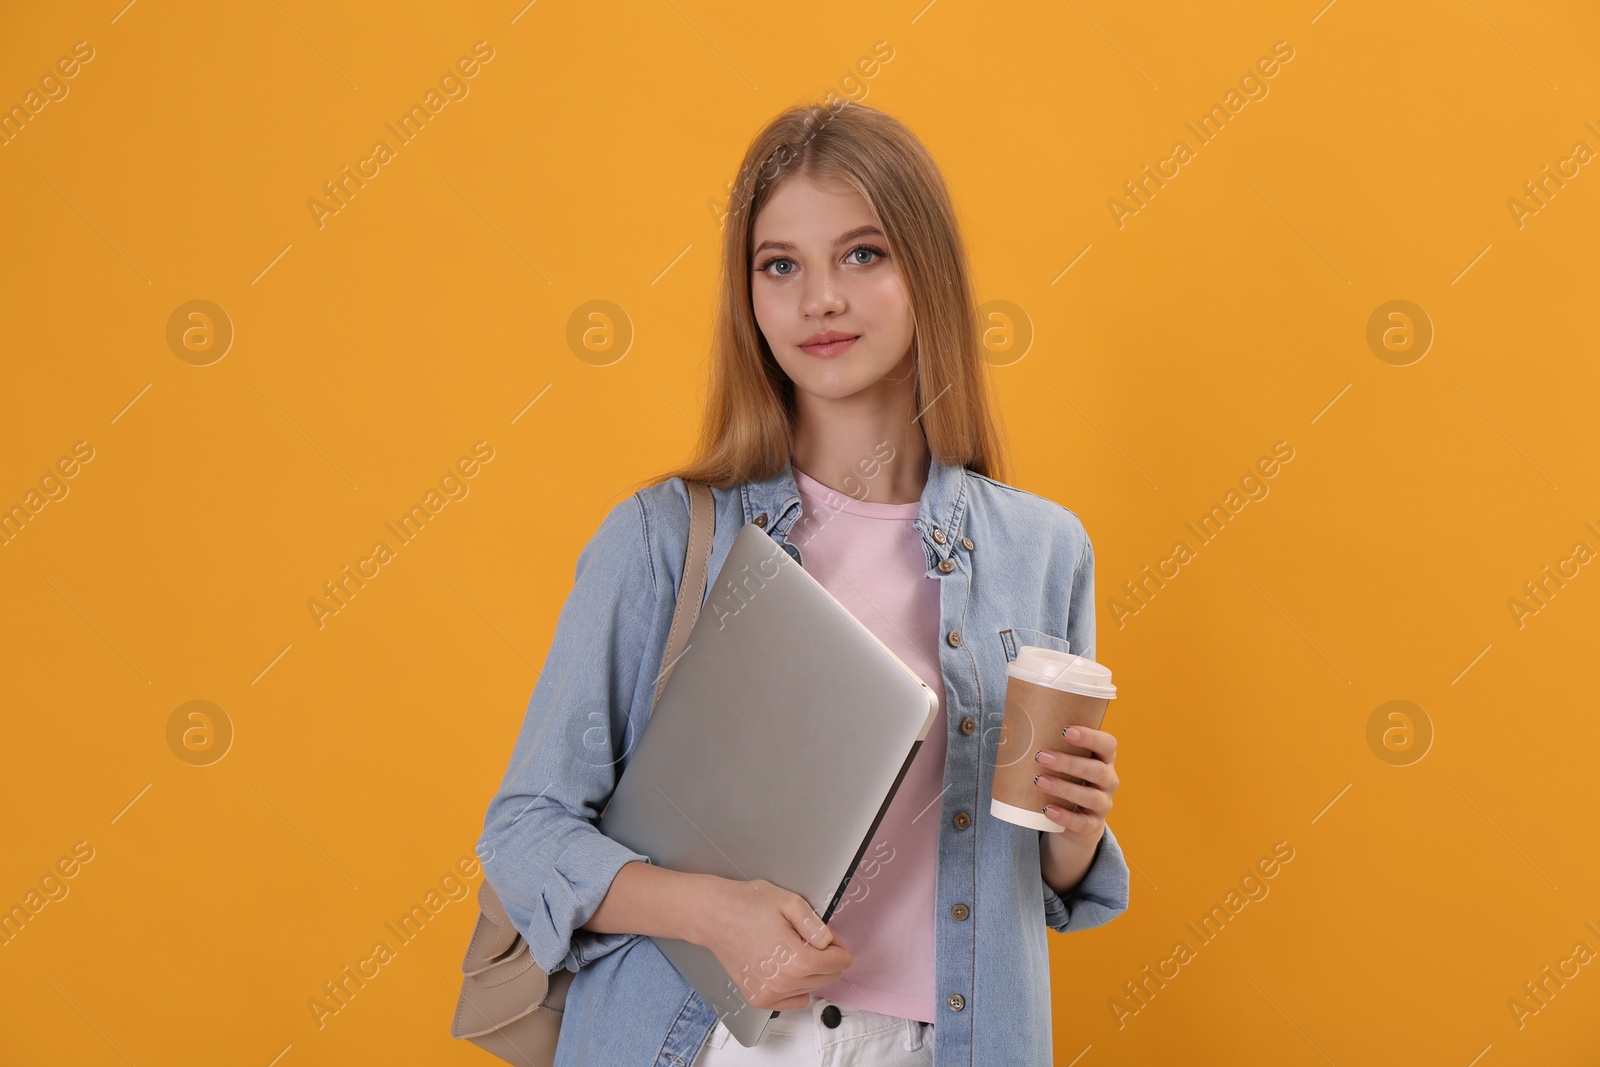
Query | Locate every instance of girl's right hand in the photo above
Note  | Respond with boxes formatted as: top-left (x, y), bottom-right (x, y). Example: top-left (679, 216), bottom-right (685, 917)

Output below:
top-left (695, 877), bottom-right (853, 1011)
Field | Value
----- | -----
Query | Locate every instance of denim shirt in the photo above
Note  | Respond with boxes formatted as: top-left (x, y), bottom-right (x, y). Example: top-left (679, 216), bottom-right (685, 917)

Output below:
top-left (478, 453), bottom-right (1131, 1066)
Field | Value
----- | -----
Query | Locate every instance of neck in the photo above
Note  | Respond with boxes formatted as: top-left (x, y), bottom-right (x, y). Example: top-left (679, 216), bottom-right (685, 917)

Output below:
top-left (789, 359), bottom-right (930, 505)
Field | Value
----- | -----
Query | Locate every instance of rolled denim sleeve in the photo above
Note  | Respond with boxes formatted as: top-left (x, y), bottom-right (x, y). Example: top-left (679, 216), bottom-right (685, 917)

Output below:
top-left (1043, 823), bottom-right (1131, 933)
top-left (478, 493), bottom-right (664, 975)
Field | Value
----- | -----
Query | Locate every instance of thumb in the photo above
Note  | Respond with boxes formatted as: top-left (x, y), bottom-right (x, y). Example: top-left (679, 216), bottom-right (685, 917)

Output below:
top-left (790, 902), bottom-right (834, 949)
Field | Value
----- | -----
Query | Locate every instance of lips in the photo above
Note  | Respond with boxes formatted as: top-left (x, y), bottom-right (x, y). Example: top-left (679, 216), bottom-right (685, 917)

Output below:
top-left (799, 331), bottom-right (859, 358)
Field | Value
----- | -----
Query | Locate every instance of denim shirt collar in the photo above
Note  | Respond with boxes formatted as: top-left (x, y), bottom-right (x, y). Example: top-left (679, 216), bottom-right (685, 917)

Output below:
top-left (738, 451), bottom-right (971, 569)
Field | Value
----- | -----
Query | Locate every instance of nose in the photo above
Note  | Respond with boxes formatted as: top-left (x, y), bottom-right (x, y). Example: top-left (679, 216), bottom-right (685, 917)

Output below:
top-left (800, 266), bottom-right (846, 319)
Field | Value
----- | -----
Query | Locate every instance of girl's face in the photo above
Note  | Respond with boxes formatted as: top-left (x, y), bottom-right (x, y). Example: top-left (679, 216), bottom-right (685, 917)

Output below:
top-left (749, 174), bottom-right (916, 403)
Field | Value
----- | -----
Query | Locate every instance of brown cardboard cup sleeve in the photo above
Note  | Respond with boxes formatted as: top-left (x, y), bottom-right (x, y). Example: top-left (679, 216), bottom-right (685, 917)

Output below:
top-left (989, 653), bottom-right (1115, 832)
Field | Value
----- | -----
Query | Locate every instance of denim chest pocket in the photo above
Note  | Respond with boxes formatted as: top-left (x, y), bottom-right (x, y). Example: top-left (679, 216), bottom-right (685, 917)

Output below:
top-left (997, 626), bottom-right (1073, 663)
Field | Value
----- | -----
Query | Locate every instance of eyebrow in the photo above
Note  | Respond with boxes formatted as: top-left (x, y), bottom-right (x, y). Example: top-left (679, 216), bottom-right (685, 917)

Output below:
top-left (752, 225), bottom-right (885, 257)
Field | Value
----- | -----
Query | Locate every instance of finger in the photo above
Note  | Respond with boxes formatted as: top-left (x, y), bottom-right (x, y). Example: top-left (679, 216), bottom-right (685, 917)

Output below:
top-left (787, 959), bottom-right (851, 985)
top-left (1042, 802), bottom-right (1102, 833)
top-left (786, 900), bottom-right (834, 949)
top-left (805, 939), bottom-right (853, 968)
top-left (802, 972), bottom-right (849, 993)
top-left (1033, 749), bottom-right (1108, 786)
top-left (1034, 772), bottom-right (1110, 815)
top-left (1061, 724), bottom-right (1116, 761)
top-left (789, 940), bottom-right (852, 979)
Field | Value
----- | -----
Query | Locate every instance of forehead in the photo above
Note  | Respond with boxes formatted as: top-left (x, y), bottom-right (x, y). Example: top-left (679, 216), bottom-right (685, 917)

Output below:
top-left (751, 175), bottom-right (878, 242)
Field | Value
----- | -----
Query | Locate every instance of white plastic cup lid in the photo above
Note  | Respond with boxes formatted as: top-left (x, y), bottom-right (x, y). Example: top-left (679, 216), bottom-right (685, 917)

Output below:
top-left (1006, 646), bottom-right (1116, 698)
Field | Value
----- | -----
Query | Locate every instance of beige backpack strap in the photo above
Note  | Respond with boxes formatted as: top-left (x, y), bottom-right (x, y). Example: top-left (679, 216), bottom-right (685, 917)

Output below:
top-left (652, 481), bottom-right (715, 714)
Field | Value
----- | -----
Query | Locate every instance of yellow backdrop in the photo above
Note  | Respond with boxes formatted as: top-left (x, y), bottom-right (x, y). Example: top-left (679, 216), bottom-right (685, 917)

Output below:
top-left (2, 1), bottom-right (1597, 1064)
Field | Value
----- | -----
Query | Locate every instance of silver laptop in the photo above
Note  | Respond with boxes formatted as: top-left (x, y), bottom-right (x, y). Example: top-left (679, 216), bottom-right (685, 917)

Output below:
top-left (598, 520), bottom-right (941, 1047)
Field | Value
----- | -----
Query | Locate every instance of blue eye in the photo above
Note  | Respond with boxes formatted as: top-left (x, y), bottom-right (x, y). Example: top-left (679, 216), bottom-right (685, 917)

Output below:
top-left (754, 244), bottom-right (888, 276)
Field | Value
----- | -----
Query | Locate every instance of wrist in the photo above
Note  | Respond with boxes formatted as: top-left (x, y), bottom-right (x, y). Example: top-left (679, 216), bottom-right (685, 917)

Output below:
top-left (677, 872), bottom-right (732, 947)
top-left (1041, 825), bottom-right (1103, 895)
top-left (1044, 823), bottom-right (1104, 856)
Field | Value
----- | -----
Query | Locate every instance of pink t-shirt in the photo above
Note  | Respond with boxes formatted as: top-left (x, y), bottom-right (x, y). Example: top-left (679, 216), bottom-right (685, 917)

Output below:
top-left (786, 465), bottom-right (947, 1024)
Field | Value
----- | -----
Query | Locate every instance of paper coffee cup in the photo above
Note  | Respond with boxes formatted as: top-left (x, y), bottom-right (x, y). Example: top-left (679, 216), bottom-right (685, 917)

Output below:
top-left (989, 648), bottom-right (1116, 832)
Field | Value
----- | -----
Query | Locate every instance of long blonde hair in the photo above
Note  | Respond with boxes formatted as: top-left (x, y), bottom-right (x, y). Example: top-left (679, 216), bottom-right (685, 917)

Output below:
top-left (640, 100), bottom-right (1010, 493)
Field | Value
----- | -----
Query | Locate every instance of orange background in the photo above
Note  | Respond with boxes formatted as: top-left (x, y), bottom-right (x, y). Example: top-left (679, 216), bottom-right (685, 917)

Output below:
top-left (3, 1), bottom-right (1598, 1064)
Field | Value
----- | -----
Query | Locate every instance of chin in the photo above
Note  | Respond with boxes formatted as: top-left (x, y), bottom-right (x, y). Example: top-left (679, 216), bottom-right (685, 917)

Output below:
top-left (779, 343), bottom-right (904, 398)
top-left (796, 374), bottom-right (887, 403)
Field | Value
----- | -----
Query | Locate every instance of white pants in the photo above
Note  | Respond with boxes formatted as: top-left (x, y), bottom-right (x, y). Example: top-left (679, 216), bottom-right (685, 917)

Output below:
top-left (691, 995), bottom-right (933, 1066)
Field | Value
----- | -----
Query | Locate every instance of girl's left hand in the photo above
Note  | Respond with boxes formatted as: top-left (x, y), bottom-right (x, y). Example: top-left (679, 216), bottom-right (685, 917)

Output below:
top-left (1034, 724), bottom-right (1119, 838)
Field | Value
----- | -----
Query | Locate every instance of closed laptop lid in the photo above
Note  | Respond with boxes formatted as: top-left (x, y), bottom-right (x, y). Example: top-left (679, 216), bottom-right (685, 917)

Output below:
top-left (598, 520), bottom-right (940, 1046)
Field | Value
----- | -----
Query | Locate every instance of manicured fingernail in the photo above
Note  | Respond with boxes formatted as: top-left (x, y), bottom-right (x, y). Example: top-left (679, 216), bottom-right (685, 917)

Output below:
top-left (1063, 727), bottom-right (1080, 740)
top-left (1042, 804), bottom-right (1058, 817)
top-left (1032, 773), bottom-right (1041, 786)
top-left (1035, 750), bottom-right (1054, 764)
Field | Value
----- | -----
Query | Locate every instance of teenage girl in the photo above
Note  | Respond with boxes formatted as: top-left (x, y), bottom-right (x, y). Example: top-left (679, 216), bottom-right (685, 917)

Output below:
top-left (479, 101), bottom-right (1130, 1067)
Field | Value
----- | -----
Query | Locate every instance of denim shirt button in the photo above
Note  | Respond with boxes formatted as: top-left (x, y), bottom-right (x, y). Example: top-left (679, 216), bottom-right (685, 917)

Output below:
top-left (959, 716), bottom-right (976, 735)
top-left (947, 993), bottom-right (966, 1012)
top-left (753, 513), bottom-right (768, 528)
top-left (961, 535), bottom-right (975, 551)
top-left (937, 558), bottom-right (955, 574)
top-left (950, 903), bottom-right (970, 920)
top-left (945, 629), bottom-right (962, 647)
top-left (952, 811), bottom-right (971, 830)
top-left (932, 527), bottom-right (947, 544)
